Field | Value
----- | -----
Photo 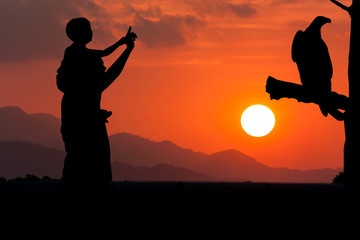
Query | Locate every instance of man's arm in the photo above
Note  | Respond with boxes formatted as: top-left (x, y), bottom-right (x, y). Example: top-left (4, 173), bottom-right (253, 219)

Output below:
top-left (102, 39), bottom-right (135, 91)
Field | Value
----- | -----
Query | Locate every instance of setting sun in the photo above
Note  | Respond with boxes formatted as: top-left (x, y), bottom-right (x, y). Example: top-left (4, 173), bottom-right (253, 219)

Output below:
top-left (241, 105), bottom-right (275, 137)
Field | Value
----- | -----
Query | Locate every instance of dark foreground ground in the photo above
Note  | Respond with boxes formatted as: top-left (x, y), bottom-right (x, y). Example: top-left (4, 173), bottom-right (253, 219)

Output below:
top-left (0, 181), bottom-right (345, 239)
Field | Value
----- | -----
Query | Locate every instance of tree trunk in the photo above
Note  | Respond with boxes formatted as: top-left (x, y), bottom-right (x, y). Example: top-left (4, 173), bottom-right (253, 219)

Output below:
top-left (343, 0), bottom-right (360, 191)
top-left (330, 0), bottom-right (360, 190)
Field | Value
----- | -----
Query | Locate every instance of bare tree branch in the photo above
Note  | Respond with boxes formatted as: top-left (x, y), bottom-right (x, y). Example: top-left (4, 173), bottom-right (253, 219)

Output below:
top-left (330, 0), bottom-right (351, 12)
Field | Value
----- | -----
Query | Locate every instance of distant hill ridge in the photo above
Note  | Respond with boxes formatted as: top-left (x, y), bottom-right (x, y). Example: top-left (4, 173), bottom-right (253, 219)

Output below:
top-left (0, 141), bottom-right (218, 181)
top-left (0, 106), bottom-right (342, 182)
top-left (0, 141), bottom-right (64, 179)
top-left (0, 106), bottom-right (63, 150)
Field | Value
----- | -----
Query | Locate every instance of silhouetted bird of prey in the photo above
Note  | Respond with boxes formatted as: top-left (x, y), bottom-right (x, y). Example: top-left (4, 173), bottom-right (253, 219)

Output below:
top-left (291, 16), bottom-right (339, 118)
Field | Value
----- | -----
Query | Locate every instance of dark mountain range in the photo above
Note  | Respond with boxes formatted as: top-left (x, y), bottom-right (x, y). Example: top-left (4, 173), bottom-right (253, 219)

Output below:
top-left (111, 162), bottom-right (217, 182)
top-left (0, 141), bottom-right (64, 179)
top-left (0, 106), bottom-right (63, 150)
top-left (109, 133), bottom-right (207, 168)
top-left (0, 141), bottom-right (217, 181)
top-left (0, 106), bottom-right (342, 182)
top-left (109, 134), bottom-right (340, 182)
top-left (109, 133), bottom-right (266, 180)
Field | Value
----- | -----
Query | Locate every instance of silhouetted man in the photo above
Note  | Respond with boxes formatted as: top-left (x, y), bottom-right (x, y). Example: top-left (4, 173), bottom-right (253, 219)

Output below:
top-left (57, 17), bottom-right (136, 239)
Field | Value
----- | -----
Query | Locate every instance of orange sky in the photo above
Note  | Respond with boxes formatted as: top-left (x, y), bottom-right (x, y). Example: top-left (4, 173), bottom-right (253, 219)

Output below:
top-left (0, 0), bottom-right (352, 170)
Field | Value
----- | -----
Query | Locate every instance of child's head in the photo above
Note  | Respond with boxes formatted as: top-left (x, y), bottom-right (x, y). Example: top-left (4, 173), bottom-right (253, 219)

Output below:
top-left (66, 17), bottom-right (93, 44)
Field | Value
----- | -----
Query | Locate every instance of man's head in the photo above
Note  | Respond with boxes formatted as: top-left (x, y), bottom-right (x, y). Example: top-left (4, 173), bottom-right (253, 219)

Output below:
top-left (66, 17), bottom-right (93, 44)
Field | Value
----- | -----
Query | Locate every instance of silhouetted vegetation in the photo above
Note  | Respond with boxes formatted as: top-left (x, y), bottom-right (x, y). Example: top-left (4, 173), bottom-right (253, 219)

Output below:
top-left (24, 173), bottom-right (41, 181)
top-left (0, 174), bottom-right (58, 182)
top-left (41, 175), bottom-right (52, 181)
top-left (332, 171), bottom-right (344, 184)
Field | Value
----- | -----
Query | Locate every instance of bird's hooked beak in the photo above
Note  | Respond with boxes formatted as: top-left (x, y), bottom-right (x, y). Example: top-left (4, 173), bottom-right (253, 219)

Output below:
top-left (323, 17), bottom-right (331, 24)
top-left (307, 16), bottom-right (331, 33)
top-left (315, 16), bottom-right (332, 26)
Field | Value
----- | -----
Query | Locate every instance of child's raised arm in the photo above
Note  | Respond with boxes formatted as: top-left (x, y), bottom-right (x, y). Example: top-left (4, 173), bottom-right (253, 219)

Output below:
top-left (102, 27), bottom-right (137, 91)
top-left (102, 38), bottom-right (125, 57)
top-left (102, 27), bottom-right (137, 57)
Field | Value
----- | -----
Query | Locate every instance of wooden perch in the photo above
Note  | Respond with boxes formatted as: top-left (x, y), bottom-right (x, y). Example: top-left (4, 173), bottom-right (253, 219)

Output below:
top-left (266, 76), bottom-right (349, 111)
top-left (266, 76), bottom-right (312, 103)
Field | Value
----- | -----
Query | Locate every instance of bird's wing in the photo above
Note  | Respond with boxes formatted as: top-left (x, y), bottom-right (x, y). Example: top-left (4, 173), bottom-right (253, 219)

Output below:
top-left (291, 30), bottom-right (304, 63)
top-left (319, 39), bottom-right (333, 80)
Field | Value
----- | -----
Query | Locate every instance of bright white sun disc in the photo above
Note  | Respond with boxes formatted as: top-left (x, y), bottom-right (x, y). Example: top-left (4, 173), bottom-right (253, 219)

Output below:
top-left (241, 105), bottom-right (275, 137)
